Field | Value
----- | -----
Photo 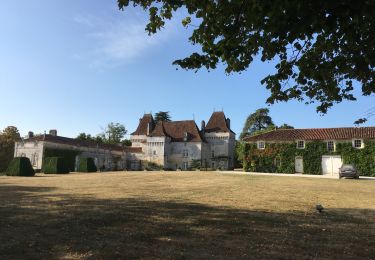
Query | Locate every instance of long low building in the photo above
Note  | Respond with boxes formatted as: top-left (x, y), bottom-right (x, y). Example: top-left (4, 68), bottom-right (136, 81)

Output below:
top-left (242, 127), bottom-right (375, 176)
top-left (14, 130), bottom-right (143, 171)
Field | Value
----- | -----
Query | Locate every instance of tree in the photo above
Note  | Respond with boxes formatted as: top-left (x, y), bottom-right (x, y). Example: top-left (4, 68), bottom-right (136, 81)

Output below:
top-left (154, 111), bottom-right (171, 124)
top-left (118, 1), bottom-right (375, 119)
top-left (121, 139), bottom-right (132, 147)
top-left (76, 133), bottom-right (104, 143)
top-left (240, 108), bottom-right (274, 139)
top-left (99, 122), bottom-right (127, 145)
top-left (278, 124), bottom-right (294, 129)
top-left (76, 133), bottom-right (93, 141)
top-left (0, 126), bottom-right (21, 172)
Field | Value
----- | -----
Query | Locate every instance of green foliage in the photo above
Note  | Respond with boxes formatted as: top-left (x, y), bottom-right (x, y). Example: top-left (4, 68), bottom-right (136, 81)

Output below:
top-left (42, 157), bottom-right (69, 174)
top-left (190, 159), bottom-right (201, 170)
top-left (143, 161), bottom-right (163, 171)
top-left (154, 111), bottom-right (172, 124)
top-left (43, 149), bottom-right (80, 172)
top-left (241, 108), bottom-right (274, 139)
top-left (243, 141), bottom-right (375, 176)
top-left (76, 133), bottom-right (104, 143)
top-left (99, 122), bottom-right (127, 145)
top-left (77, 157), bottom-right (97, 173)
top-left (337, 141), bottom-right (375, 176)
top-left (118, 1), bottom-right (375, 116)
top-left (6, 157), bottom-right (35, 177)
top-left (122, 139), bottom-right (132, 147)
top-left (278, 124), bottom-right (294, 129)
top-left (0, 126), bottom-right (21, 172)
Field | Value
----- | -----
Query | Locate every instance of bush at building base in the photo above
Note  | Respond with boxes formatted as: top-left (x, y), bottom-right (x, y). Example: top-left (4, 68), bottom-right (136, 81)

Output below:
top-left (77, 157), bottom-right (97, 173)
top-left (6, 157), bottom-right (35, 177)
top-left (42, 157), bottom-right (69, 174)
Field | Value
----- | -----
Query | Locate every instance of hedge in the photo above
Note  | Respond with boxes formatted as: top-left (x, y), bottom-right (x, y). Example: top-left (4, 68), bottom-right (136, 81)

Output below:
top-left (42, 157), bottom-right (69, 174)
top-left (43, 149), bottom-right (80, 172)
top-left (77, 157), bottom-right (97, 173)
top-left (6, 157), bottom-right (35, 177)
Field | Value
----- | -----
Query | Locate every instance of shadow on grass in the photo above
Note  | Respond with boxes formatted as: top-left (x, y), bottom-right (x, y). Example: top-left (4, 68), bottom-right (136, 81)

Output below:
top-left (0, 184), bottom-right (374, 259)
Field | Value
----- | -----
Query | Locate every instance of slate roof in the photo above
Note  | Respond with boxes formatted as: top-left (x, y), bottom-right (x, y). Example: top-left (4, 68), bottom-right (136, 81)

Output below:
top-left (243, 127), bottom-right (375, 142)
top-left (205, 111), bottom-right (235, 134)
top-left (23, 134), bottom-right (142, 153)
top-left (150, 121), bottom-right (204, 142)
top-left (131, 114), bottom-right (155, 135)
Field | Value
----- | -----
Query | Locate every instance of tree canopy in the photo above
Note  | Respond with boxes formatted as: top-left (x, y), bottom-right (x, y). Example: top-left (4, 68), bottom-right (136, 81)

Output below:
top-left (241, 108), bottom-right (275, 139)
top-left (76, 133), bottom-right (104, 143)
top-left (0, 126), bottom-right (21, 172)
top-left (154, 111), bottom-right (172, 124)
top-left (278, 123), bottom-right (294, 129)
top-left (240, 108), bottom-right (295, 138)
top-left (118, 1), bottom-right (375, 117)
top-left (76, 123), bottom-right (131, 146)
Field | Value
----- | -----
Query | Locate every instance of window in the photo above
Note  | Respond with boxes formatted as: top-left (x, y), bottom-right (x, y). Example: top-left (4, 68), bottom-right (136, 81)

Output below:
top-left (183, 162), bottom-right (188, 170)
top-left (153, 150), bottom-right (156, 155)
top-left (211, 150), bottom-right (215, 158)
top-left (182, 150), bottom-right (188, 157)
top-left (353, 139), bottom-right (363, 149)
top-left (257, 141), bottom-right (265, 149)
top-left (274, 157), bottom-right (281, 167)
top-left (296, 140), bottom-right (305, 149)
top-left (327, 141), bottom-right (335, 152)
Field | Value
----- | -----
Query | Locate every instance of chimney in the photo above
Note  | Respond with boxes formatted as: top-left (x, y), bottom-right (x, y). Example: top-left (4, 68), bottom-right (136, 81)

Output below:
top-left (28, 131), bottom-right (34, 138)
top-left (226, 118), bottom-right (231, 129)
top-left (147, 122), bottom-right (151, 136)
top-left (201, 120), bottom-right (205, 131)
top-left (49, 129), bottom-right (57, 136)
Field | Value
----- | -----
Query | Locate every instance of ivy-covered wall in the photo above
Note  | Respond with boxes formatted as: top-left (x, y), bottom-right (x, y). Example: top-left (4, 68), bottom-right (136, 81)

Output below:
top-left (239, 141), bottom-right (375, 176)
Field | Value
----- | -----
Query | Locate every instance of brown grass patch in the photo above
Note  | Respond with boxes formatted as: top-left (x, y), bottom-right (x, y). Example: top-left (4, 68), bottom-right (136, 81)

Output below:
top-left (0, 171), bottom-right (374, 259)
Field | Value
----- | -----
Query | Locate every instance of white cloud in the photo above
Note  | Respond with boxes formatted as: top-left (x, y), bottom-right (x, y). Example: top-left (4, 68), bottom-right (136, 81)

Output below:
top-left (73, 14), bottom-right (177, 68)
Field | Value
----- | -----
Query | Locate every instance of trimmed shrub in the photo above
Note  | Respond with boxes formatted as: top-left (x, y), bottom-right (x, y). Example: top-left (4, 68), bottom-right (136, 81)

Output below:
top-left (43, 149), bottom-right (80, 172)
top-left (42, 157), bottom-right (69, 174)
top-left (77, 157), bottom-right (97, 173)
top-left (143, 161), bottom-right (163, 171)
top-left (6, 157), bottom-right (35, 177)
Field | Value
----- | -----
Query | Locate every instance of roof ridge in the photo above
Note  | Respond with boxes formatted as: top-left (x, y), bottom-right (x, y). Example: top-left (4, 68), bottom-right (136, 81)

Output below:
top-left (277, 126), bottom-right (375, 130)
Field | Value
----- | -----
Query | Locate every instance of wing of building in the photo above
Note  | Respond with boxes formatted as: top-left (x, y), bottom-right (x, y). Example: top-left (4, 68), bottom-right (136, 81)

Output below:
top-left (14, 130), bottom-right (143, 171)
top-left (242, 127), bottom-right (375, 176)
top-left (14, 111), bottom-right (236, 171)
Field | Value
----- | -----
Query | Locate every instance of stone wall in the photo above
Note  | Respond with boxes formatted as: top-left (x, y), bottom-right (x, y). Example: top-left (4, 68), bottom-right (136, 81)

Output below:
top-left (14, 141), bottom-right (44, 169)
top-left (166, 142), bottom-right (202, 170)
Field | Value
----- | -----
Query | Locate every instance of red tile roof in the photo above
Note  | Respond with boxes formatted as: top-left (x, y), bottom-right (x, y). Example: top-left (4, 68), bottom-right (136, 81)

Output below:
top-left (205, 111), bottom-right (234, 133)
top-left (24, 134), bottom-right (142, 153)
top-left (243, 127), bottom-right (375, 142)
top-left (150, 121), bottom-right (204, 142)
top-left (131, 114), bottom-right (155, 135)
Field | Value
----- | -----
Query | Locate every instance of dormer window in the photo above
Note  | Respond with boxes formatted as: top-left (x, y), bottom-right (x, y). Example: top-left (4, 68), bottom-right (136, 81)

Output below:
top-left (257, 141), bottom-right (265, 149)
top-left (296, 140), bottom-right (305, 149)
top-left (353, 139), bottom-right (364, 149)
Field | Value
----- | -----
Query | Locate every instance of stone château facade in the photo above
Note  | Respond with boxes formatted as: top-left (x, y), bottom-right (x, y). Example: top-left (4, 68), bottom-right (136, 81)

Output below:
top-left (14, 111), bottom-right (236, 171)
top-left (130, 111), bottom-right (236, 170)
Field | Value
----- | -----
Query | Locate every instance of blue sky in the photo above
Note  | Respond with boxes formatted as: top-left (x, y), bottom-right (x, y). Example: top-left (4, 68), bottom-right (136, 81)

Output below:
top-left (1, 1), bottom-right (374, 139)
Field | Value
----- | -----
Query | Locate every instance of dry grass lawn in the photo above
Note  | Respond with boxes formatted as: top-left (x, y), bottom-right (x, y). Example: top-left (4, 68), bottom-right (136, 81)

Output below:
top-left (0, 171), bottom-right (374, 259)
